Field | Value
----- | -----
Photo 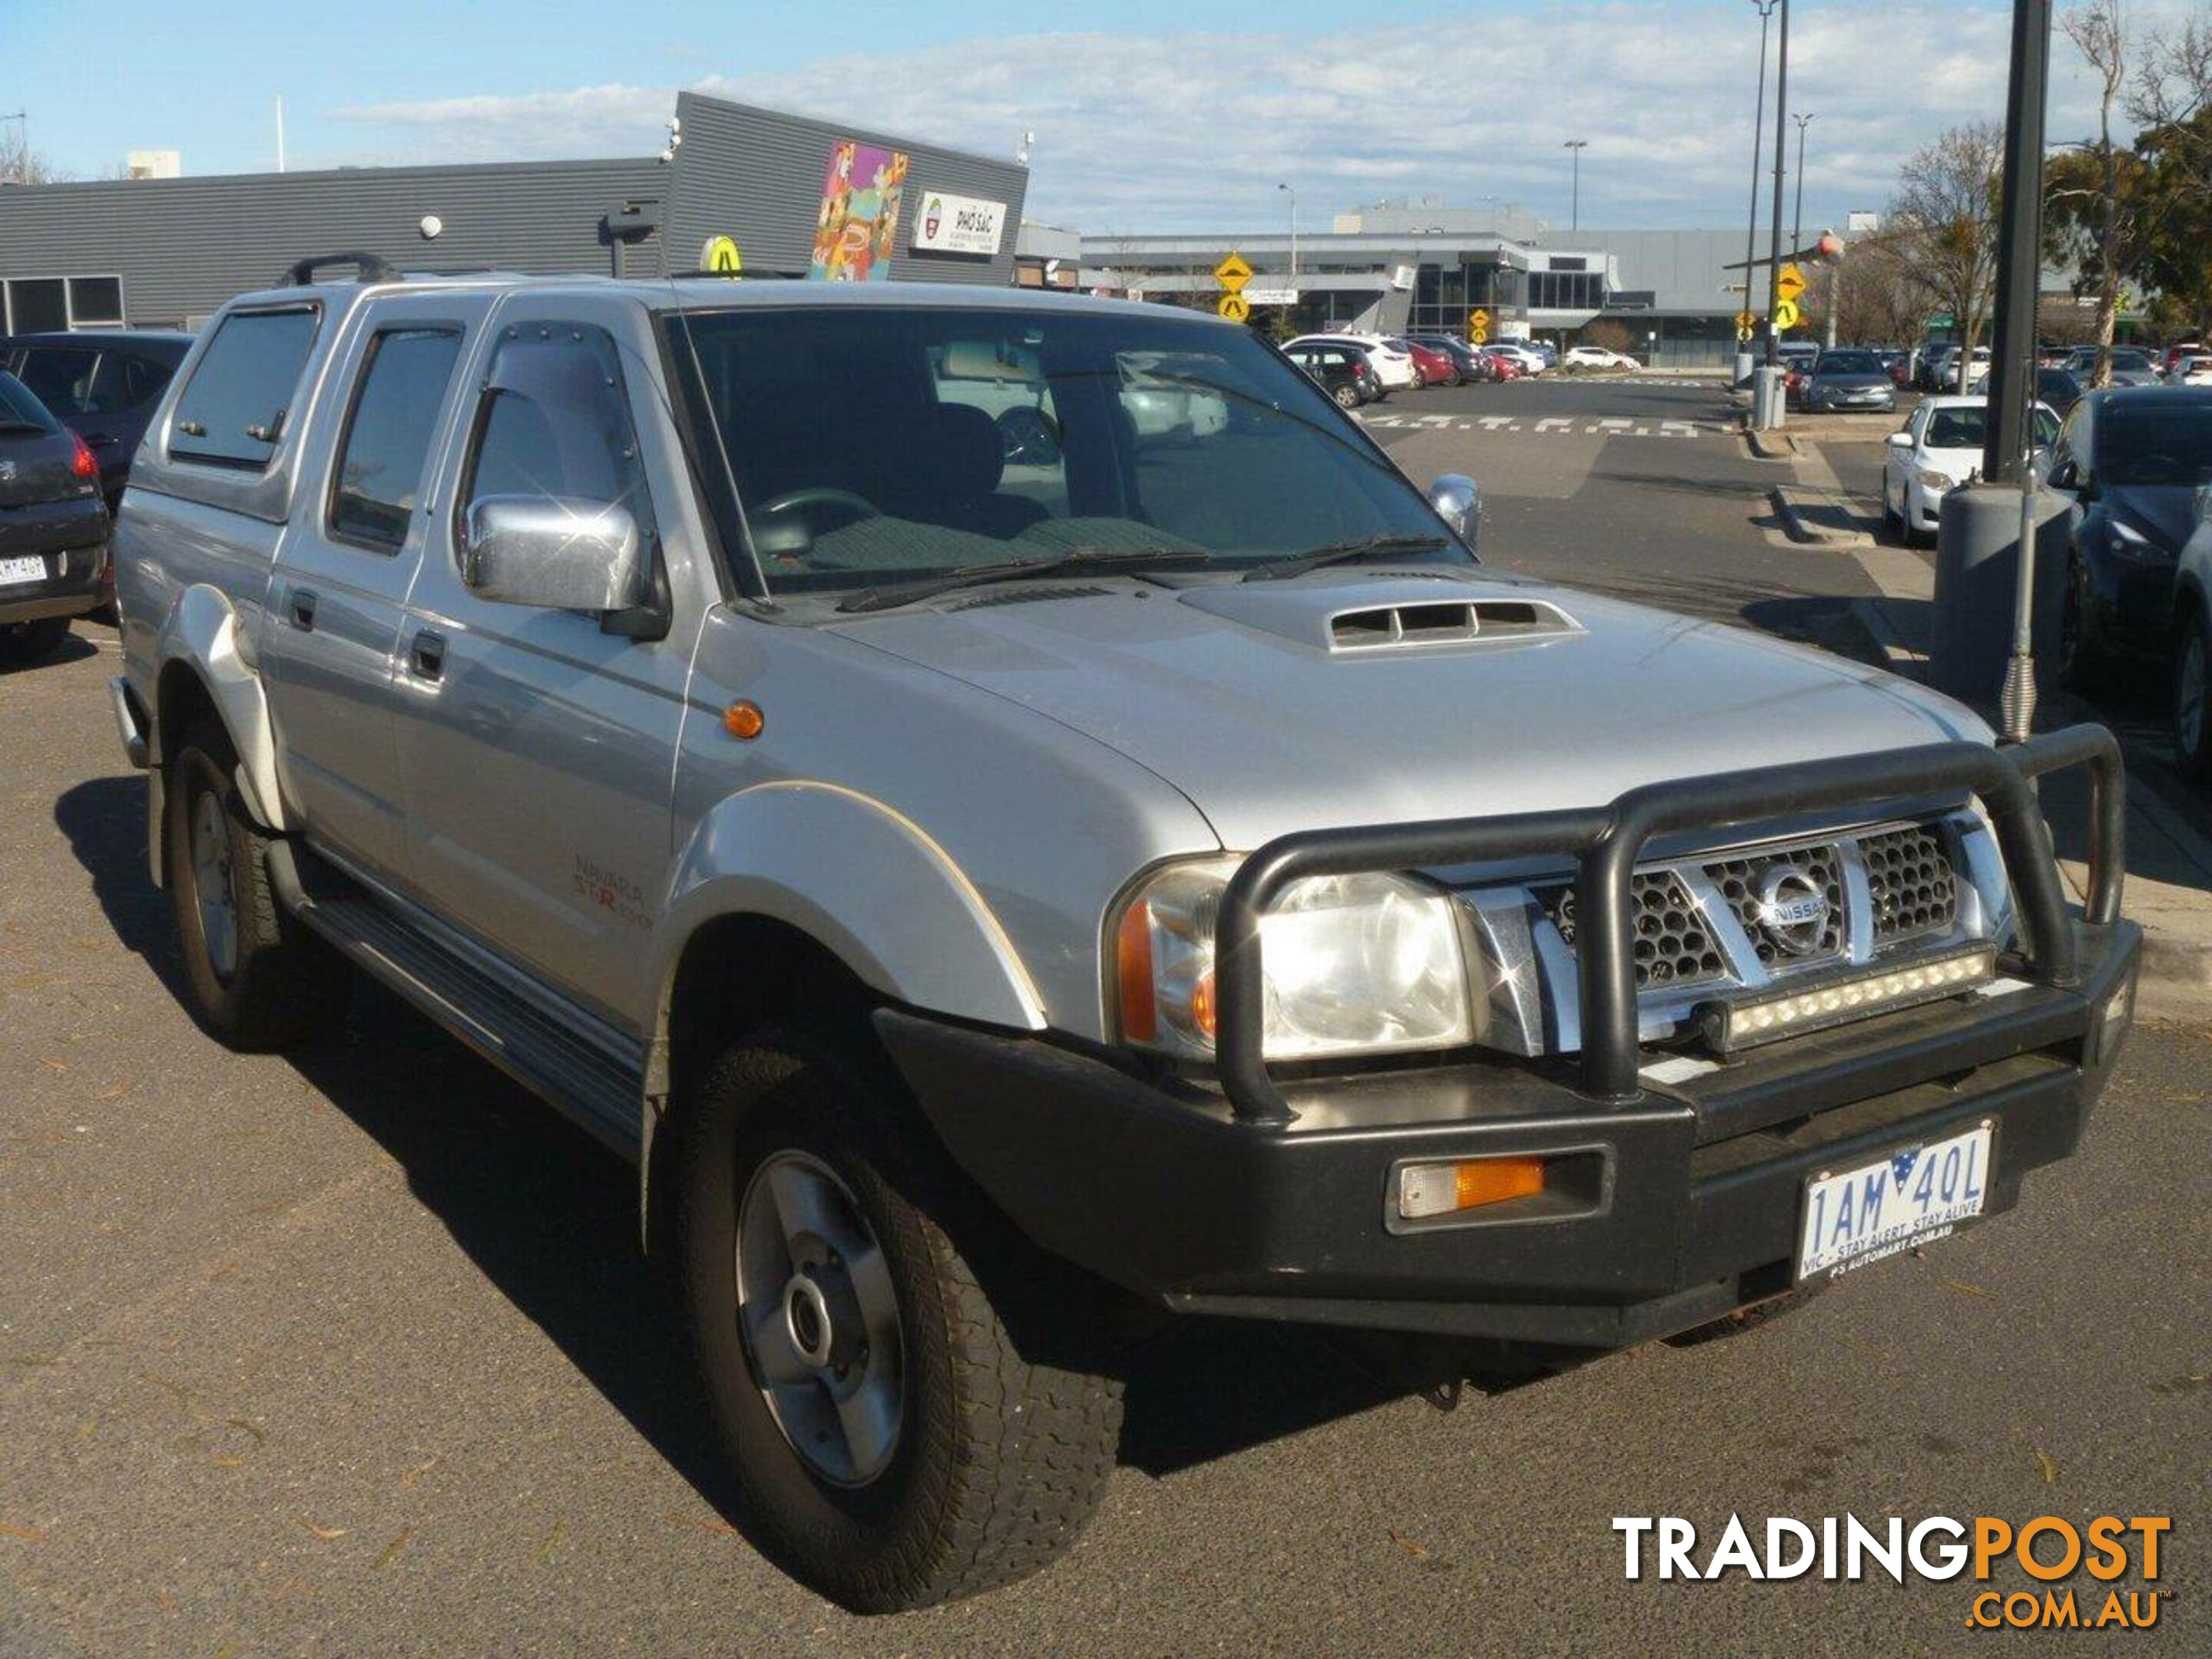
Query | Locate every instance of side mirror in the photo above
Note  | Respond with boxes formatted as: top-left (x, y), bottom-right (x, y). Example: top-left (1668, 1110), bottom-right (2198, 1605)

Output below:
top-left (2047, 460), bottom-right (2080, 492)
top-left (462, 495), bottom-right (645, 613)
top-left (1886, 432), bottom-right (1913, 449)
top-left (1428, 472), bottom-right (1482, 547)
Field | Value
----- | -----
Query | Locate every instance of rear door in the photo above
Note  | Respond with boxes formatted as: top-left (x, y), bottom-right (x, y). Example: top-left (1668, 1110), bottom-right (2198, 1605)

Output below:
top-left (392, 297), bottom-right (698, 1025)
top-left (262, 296), bottom-right (478, 886)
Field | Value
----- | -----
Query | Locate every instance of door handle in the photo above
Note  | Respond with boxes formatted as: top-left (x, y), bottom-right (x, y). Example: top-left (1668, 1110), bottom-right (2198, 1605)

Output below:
top-left (290, 588), bottom-right (318, 630)
top-left (409, 628), bottom-right (447, 681)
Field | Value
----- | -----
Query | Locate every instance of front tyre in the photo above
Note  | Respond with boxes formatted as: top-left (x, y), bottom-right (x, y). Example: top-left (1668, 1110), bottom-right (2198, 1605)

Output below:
top-left (164, 721), bottom-right (350, 1048)
top-left (674, 1025), bottom-right (1124, 1612)
top-left (2174, 611), bottom-right (2212, 783)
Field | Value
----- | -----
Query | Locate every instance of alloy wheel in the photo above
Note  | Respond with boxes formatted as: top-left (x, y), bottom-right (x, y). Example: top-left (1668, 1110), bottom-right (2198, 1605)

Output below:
top-left (190, 790), bottom-right (240, 981)
top-left (734, 1150), bottom-right (906, 1486)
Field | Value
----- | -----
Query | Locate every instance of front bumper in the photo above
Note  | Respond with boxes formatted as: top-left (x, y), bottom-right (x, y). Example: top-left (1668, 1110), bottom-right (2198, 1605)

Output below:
top-left (885, 728), bottom-right (2134, 1349)
top-left (884, 919), bottom-right (2136, 1348)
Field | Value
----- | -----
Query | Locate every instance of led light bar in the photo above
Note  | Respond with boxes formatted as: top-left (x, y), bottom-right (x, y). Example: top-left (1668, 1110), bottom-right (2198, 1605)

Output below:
top-left (1700, 944), bottom-right (1999, 1054)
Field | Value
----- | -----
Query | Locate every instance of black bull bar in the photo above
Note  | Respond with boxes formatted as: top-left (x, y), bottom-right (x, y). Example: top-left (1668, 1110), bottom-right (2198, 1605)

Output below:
top-left (1214, 726), bottom-right (2124, 1123)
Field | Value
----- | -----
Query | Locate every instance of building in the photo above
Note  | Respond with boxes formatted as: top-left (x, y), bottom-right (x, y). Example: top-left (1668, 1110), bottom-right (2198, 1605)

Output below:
top-left (0, 92), bottom-right (1028, 330)
top-left (1084, 197), bottom-right (1806, 366)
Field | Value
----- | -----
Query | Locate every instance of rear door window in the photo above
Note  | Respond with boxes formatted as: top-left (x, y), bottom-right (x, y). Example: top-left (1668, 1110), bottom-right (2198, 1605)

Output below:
top-left (172, 306), bottom-right (320, 469)
top-left (329, 326), bottom-right (465, 551)
top-left (13, 346), bottom-right (104, 418)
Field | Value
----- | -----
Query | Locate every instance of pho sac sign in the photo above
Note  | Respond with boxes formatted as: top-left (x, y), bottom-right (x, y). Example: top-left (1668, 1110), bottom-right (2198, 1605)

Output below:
top-left (912, 192), bottom-right (1008, 257)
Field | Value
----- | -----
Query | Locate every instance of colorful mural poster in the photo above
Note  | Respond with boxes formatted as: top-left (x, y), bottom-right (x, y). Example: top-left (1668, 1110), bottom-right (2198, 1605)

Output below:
top-left (808, 140), bottom-right (910, 282)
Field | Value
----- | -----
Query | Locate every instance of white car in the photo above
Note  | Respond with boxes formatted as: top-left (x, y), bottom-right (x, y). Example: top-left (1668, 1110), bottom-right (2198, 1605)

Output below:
top-left (1564, 346), bottom-right (1639, 369)
top-left (1286, 333), bottom-right (1418, 390)
top-left (1482, 341), bottom-right (1547, 376)
top-left (2177, 355), bottom-right (2212, 387)
top-left (1881, 395), bottom-right (2059, 545)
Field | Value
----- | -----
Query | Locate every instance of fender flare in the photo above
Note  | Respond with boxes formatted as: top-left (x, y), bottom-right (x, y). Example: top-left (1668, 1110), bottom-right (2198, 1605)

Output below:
top-left (637, 780), bottom-right (1049, 1246)
top-left (155, 583), bottom-right (289, 833)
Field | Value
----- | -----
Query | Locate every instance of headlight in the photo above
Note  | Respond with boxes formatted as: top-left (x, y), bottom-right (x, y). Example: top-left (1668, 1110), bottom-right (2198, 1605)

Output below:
top-left (2108, 518), bottom-right (2167, 559)
top-left (1113, 859), bottom-right (1475, 1061)
top-left (1916, 469), bottom-right (1956, 493)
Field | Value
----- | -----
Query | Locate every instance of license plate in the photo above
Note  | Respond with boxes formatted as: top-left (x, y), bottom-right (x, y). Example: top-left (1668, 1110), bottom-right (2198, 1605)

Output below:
top-left (1796, 1124), bottom-right (1993, 1283)
top-left (0, 555), bottom-right (47, 587)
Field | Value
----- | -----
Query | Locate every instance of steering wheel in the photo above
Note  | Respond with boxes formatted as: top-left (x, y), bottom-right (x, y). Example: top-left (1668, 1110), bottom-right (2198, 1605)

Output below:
top-left (997, 406), bottom-right (1062, 468)
top-left (750, 488), bottom-right (881, 566)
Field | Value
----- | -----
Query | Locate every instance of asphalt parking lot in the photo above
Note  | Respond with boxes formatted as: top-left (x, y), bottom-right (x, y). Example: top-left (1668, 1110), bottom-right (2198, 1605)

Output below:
top-left (2, 376), bottom-right (2206, 1656)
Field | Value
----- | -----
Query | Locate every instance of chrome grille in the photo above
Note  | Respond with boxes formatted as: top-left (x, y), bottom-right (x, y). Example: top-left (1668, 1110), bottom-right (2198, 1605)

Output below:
top-left (1862, 824), bottom-right (1959, 945)
top-left (1546, 872), bottom-right (1727, 990)
top-left (1705, 843), bottom-right (1846, 966)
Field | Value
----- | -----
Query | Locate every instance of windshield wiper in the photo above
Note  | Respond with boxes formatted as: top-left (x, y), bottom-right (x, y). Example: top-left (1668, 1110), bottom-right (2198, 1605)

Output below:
top-left (835, 545), bottom-right (1207, 614)
top-left (1242, 533), bottom-right (1452, 583)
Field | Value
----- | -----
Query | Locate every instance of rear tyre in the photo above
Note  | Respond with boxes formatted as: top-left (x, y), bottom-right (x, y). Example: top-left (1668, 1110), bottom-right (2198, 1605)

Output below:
top-left (674, 1022), bottom-right (1124, 1613)
top-left (164, 721), bottom-right (351, 1049)
top-left (2174, 611), bottom-right (2212, 783)
top-left (1332, 383), bottom-right (1361, 411)
top-left (0, 616), bottom-right (69, 667)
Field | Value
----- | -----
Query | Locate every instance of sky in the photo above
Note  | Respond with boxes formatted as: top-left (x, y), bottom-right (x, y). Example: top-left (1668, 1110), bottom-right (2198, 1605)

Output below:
top-left (0, 0), bottom-right (2176, 236)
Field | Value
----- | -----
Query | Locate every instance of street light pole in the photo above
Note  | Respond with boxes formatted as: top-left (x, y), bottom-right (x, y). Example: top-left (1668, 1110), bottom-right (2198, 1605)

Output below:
top-left (1791, 113), bottom-right (1813, 250)
top-left (1739, 1), bottom-right (1779, 389)
top-left (1278, 182), bottom-right (1297, 280)
top-left (1765, 0), bottom-right (1791, 372)
top-left (1564, 139), bottom-right (1589, 231)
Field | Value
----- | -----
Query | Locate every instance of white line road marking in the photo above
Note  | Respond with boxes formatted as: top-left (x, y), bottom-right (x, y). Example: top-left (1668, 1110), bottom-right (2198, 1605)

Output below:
top-left (1478, 416), bottom-right (1515, 430)
top-left (1534, 417), bottom-right (1576, 432)
top-left (1356, 412), bottom-right (1724, 439)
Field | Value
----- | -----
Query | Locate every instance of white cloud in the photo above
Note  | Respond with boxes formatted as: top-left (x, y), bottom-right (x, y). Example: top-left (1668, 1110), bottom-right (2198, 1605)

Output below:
top-left (329, 2), bottom-right (2160, 232)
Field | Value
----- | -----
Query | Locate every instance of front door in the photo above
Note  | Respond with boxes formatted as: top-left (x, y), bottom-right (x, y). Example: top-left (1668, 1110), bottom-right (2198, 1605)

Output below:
top-left (393, 303), bottom-right (694, 1027)
top-left (261, 297), bottom-right (480, 886)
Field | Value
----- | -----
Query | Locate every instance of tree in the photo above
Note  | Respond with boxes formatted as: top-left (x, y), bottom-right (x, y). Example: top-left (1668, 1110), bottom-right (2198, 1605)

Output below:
top-left (2047, 0), bottom-right (2136, 385)
top-left (2127, 16), bottom-right (2212, 338)
top-left (1813, 226), bottom-right (1929, 346)
top-left (0, 130), bottom-right (69, 187)
top-left (1888, 122), bottom-right (2005, 382)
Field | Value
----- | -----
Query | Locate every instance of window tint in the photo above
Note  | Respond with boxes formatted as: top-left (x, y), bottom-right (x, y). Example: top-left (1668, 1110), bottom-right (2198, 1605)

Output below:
top-left (1926, 408), bottom-right (1988, 449)
top-left (172, 306), bottom-right (320, 469)
top-left (13, 346), bottom-right (103, 418)
top-left (111, 351), bottom-right (178, 412)
top-left (329, 327), bottom-right (464, 551)
top-left (2098, 400), bottom-right (2212, 486)
top-left (461, 323), bottom-right (654, 539)
top-left (0, 372), bottom-right (57, 430)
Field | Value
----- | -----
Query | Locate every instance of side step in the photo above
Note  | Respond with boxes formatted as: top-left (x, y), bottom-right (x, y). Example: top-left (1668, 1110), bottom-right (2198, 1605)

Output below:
top-left (267, 843), bottom-right (644, 1161)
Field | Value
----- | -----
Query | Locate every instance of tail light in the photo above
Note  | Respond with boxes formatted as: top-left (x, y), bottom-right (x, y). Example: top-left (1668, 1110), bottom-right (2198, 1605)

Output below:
top-left (70, 436), bottom-right (98, 480)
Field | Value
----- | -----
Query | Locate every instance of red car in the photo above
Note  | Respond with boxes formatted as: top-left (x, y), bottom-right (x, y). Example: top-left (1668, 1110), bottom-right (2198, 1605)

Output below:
top-left (1402, 339), bottom-right (1458, 386)
top-left (1482, 348), bottom-right (1522, 381)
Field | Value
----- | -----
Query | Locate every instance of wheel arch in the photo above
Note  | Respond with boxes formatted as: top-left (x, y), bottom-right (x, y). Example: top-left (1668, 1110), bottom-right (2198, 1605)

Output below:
top-left (152, 584), bottom-right (288, 843)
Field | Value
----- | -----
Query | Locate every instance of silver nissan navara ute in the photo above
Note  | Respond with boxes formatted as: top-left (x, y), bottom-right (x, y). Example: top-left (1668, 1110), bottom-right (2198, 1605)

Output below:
top-left (109, 253), bottom-right (2139, 1613)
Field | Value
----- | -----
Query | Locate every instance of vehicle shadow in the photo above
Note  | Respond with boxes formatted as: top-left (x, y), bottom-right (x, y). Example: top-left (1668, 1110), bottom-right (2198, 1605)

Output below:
top-left (1, 631), bottom-right (100, 676)
top-left (51, 775), bottom-right (1530, 1518)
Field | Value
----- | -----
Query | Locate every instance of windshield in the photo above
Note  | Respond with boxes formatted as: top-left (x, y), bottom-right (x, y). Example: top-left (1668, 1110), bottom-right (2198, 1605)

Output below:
top-left (661, 305), bottom-right (1460, 598)
top-left (2099, 400), bottom-right (2212, 486)
top-left (1925, 406), bottom-right (2060, 451)
top-left (1816, 352), bottom-right (1882, 374)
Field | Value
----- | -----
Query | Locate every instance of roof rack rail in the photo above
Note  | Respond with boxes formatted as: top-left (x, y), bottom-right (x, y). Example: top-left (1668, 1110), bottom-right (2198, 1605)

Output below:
top-left (666, 267), bottom-right (808, 282)
top-left (277, 251), bottom-right (400, 288)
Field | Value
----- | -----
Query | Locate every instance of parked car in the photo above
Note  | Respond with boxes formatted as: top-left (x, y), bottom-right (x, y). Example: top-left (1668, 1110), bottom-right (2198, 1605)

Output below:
top-left (1283, 340), bottom-right (1380, 409)
top-left (2174, 355), bottom-right (2212, 388)
top-left (1777, 340), bottom-right (1821, 373)
top-left (2160, 340), bottom-right (2204, 379)
top-left (1521, 339), bottom-right (1558, 369)
top-left (2050, 386), bottom-right (2212, 688)
top-left (0, 369), bottom-right (112, 666)
top-left (1482, 347), bottom-right (1525, 381)
top-left (2061, 346), bottom-right (2161, 388)
top-left (1402, 338), bottom-right (1459, 386)
top-left (1880, 395), bottom-right (2060, 545)
top-left (1409, 335), bottom-right (1493, 382)
top-left (2037, 366), bottom-right (2085, 416)
top-left (1481, 340), bottom-right (1545, 376)
top-left (1562, 345), bottom-right (1638, 370)
top-left (1, 329), bottom-right (192, 515)
top-left (1914, 344), bottom-right (1957, 392)
top-left (1799, 348), bottom-right (1897, 414)
top-left (1286, 332), bottom-right (1418, 390)
top-left (108, 258), bottom-right (2141, 1613)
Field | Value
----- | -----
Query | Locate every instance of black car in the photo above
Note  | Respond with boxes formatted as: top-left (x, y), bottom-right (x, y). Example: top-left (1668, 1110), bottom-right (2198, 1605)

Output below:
top-left (0, 371), bottom-right (114, 666)
top-left (2050, 386), bottom-right (2212, 687)
top-left (1408, 335), bottom-right (1494, 384)
top-left (2036, 366), bottom-right (2084, 416)
top-left (1283, 341), bottom-right (1380, 409)
top-left (1800, 348), bottom-right (1897, 413)
top-left (0, 329), bottom-right (192, 514)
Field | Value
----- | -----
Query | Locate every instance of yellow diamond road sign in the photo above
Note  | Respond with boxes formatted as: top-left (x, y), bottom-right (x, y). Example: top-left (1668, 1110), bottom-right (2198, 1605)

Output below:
top-left (1214, 251), bottom-right (1253, 293)
top-left (1777, 263), bottom-right (1807, 303)
top-left (1468, 306), bottom-right (1491, 343)
top-left (1217, 293), bottom-right (1251, 323)
top-left (1773, 298), bottom-right (1802, 332)
top-left (1735, 309), bottom-right (1757, 330)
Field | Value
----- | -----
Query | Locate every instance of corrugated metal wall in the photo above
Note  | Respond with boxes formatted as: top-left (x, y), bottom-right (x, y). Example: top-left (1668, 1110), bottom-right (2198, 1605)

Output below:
top-left (0, 157), bottom-right (664, 326)
top-left (667, 93), bottom-right (1027, 287)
